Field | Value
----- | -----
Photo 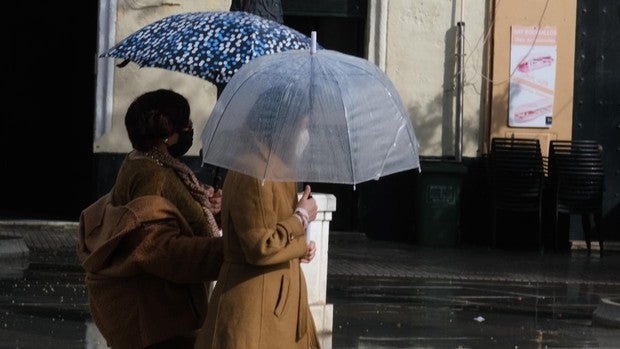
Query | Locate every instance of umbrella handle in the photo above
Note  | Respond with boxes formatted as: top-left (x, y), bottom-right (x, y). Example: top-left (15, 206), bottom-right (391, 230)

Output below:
top-left (212, 166), bottom-right (221, 190)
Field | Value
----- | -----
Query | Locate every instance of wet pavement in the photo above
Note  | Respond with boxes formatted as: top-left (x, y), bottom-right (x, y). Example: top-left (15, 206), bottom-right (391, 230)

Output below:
top-left (1, 221), bottom-right (620, 348)
top-left (329, 277), bottom-right (619, 348)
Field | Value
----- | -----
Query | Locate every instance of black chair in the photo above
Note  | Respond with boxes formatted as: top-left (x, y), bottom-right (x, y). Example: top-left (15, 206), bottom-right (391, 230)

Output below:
top-left (548, 140), bottom-right (604, 255)
top-left (489, 138), bottom-right (545, 251)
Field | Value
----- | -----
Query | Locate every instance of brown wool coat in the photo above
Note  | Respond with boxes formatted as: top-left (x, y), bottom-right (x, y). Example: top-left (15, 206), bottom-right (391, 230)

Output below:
top-left (111, 154), bottom-right (216, 237)
top-left (194, 170), bottom-right (320, 349)
top-left (77, 194), bottom-right (223, 349)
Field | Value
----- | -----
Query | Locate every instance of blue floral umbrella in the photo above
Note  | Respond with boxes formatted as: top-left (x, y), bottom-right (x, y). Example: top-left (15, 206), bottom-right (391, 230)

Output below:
top-left (101, 11), bottom-right (316, 86)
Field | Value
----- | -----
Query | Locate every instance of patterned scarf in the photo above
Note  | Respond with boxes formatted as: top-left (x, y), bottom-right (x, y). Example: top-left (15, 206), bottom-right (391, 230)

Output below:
top-left (138, 147), bottom-right (221, 238)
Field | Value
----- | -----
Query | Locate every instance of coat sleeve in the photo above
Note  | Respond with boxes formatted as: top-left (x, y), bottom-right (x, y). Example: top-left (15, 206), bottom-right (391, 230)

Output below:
top-left (131, 219), bottom-right (224, 283)
top-left (229, 175), bottom-right (308, 266)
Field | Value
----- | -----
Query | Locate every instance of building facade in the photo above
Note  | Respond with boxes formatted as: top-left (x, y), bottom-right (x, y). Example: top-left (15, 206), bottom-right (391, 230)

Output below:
top-left (3, 0), bottom-right (617, 247)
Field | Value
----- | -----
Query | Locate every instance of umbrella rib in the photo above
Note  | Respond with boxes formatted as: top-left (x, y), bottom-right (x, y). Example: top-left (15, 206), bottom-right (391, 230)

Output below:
top-left (344, 59), bottom-right (418, 179)
top-left (203, 68), bottom-right (266, 157)
top-left (328, 55), bottom-right (398, 185)
top-left (375, 85), bottom-right (419, 177)
top-left (262, 78), bottom-right (300, 182)
top-left (320, 56), bottom-right (357, 186)
top-left (262, 101), bottom-right (285, 183)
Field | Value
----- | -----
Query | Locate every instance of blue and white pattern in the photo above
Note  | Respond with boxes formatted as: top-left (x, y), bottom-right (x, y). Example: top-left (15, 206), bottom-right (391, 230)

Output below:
top-left (101, 11), bottom-right (316, 86)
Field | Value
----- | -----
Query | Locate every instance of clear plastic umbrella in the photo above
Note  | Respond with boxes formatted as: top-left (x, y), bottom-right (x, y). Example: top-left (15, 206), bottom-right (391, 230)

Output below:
top-left (201, 32), bottom-right (420, 187)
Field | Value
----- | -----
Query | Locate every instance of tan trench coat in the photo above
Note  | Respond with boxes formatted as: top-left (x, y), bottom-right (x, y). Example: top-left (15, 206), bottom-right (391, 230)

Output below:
top-left (194, 170), bottom-right (320, 349)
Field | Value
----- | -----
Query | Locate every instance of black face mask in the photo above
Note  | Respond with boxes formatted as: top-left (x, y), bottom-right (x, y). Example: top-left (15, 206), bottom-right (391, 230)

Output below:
top-left (168, 128), bottom-right (194, 158)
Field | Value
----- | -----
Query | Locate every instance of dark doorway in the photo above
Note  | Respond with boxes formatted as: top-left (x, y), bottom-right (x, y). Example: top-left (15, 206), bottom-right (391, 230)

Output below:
top-left (573, 0), bottom-right (620, 240)
top-left (0, 3), bottom-right (97, 220)
top-left (282, 0), bottom-right (367, 230)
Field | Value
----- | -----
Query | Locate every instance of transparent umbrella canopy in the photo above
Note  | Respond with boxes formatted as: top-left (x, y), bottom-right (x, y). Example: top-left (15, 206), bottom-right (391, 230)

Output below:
top-left (201, 32), bottom-right (420, 187)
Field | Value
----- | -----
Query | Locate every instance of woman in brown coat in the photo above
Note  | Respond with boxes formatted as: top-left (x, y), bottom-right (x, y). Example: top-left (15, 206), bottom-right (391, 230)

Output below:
top-left (194, 87), bottom-right (320, 348)
top-left (78, 89), bottom-right (224, 348)
top-left (194, 172), bottom-right (319, 349)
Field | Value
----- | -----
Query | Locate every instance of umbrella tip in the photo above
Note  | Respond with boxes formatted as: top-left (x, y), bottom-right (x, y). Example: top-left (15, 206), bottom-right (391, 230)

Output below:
top-left (311, 31), bottom-right (317, 54)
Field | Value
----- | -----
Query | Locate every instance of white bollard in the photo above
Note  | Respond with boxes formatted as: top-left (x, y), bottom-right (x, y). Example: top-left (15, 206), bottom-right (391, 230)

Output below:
top-left (299, 192), bottom-right (336, 349)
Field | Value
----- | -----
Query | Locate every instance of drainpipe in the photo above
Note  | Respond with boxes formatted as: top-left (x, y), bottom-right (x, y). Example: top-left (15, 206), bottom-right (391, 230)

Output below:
top-left (455, 19), bottom-right (465, 162)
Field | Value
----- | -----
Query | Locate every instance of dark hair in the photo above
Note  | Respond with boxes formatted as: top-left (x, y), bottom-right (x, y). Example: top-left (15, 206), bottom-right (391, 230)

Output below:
top-left (247, 85), bottom-right (310, 134)
top-left (125, 89), bottom-right (190, 151)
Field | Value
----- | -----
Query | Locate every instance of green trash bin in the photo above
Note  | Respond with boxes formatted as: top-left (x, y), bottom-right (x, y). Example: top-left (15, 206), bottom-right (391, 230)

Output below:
top-left (414, 159), bottom-right (467, 247)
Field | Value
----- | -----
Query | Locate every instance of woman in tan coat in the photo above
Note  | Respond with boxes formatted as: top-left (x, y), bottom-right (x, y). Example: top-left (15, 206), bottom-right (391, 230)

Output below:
top-left (195, 90), bottom-right (320, 347)
top-left (194, 169), bottom-right (320, 349)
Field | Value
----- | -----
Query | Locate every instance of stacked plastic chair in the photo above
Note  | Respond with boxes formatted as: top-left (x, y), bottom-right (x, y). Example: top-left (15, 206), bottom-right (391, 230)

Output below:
top-left (548, 140), bottom-right (604, 255)
top-left (489, 138), bottom-right (545, 252)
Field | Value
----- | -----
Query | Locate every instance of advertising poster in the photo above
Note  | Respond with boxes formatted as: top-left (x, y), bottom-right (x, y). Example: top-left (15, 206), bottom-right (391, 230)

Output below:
top-left (509, 25), bottom-right (557, 128)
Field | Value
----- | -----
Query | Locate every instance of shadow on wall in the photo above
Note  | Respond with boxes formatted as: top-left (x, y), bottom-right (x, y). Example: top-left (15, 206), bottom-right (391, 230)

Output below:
top-left (489, 81), bottom-right (510, 138)
top-left (408, 94), bottom-right (446, 156)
